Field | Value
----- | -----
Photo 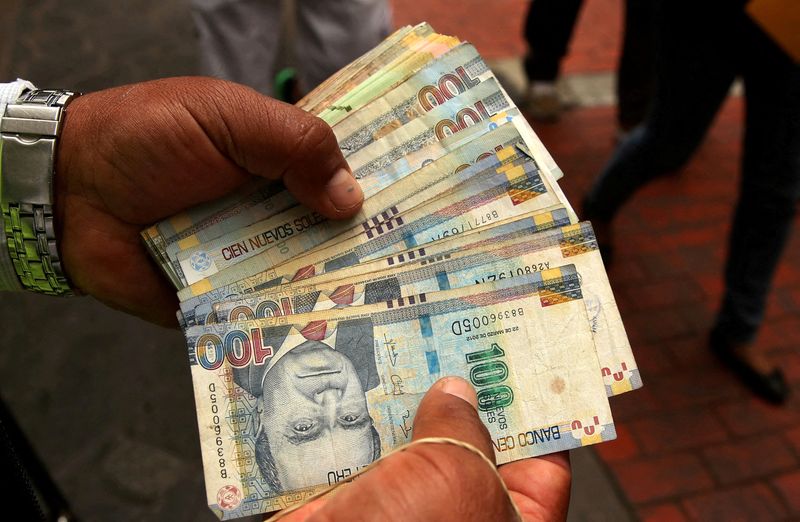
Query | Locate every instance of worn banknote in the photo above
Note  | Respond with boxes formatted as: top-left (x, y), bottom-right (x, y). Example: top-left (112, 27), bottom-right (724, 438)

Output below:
top-left (213, 222), bottom-right (641, 395)
top-left (347, 79), bottom-right (514, 179)
top-left (176, 141), bottom-right (529, 286)
top-left (317, 34), bottom-right (461, 125)
top-left (178, 144), bottom-right (566, 300)
top-left (296, 24), bottom-right (421, 111)
top-left (301, 23), bottom-right (435, 114)
top-left (177, 206), bottom-right (573, 327)
top-left (185, 270), bottom-right (614, 518)
top-left (334, 43), bottom-right (494, 156)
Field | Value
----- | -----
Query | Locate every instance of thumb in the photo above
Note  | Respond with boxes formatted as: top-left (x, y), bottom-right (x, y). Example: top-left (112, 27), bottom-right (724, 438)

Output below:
top-left (412, 376), bottom-right (496, 463)
top-left (186, 78), bottom-right (364, 218)
top-left (287, 377), bottom-right (514, 521)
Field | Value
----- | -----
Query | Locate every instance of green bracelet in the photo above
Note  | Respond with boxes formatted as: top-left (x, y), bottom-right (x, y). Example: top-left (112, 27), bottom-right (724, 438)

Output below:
top-left (0, 89), bottom-right (78, 296)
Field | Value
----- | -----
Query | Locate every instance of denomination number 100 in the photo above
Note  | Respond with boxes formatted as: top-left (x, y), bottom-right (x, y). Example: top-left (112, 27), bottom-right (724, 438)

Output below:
top-left (465, 343), bottom-right (513, 412)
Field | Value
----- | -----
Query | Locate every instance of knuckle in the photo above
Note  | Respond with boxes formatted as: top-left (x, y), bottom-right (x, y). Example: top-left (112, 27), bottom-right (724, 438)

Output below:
top-left (291, 114), bottom-right (338, 162)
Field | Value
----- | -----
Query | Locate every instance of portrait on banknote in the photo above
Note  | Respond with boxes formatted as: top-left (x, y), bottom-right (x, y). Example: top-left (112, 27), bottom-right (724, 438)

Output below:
top-left (232, 318), bottom-right (382, 493)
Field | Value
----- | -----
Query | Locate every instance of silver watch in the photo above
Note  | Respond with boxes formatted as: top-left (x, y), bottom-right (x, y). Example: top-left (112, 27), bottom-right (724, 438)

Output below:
top-left (0, 89), bottom-right (79, 295)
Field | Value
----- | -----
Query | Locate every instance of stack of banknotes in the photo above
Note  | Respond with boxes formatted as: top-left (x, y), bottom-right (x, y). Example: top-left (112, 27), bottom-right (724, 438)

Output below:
top-left (141, 23), bottom-right (642, 519)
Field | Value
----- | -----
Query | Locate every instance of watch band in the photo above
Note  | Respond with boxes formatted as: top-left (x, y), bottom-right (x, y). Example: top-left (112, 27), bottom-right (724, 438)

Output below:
top-left (0, 89), bottom-right (78, 295)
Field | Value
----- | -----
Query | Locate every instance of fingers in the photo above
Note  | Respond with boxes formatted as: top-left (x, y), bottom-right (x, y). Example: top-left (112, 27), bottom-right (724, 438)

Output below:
top-left (289, 378), bottom-right (517, 522)
top-left (500, 453), bottom-right (571, 522)
top-left (187, 79), bottom-right (364, 218)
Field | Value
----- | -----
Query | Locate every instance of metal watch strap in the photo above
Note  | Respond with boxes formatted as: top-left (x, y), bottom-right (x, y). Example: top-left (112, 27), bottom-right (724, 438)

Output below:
top-left (0, 89), bottom-right (77, 295)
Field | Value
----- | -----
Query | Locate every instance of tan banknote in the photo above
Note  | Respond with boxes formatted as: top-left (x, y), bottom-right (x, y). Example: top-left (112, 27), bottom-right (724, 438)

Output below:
top-left (177, 206), bottom-right (572, 327)
top-left (213, 222), bottom-right (641, 396)
top-left (185, 269), bottom-right (614, 518)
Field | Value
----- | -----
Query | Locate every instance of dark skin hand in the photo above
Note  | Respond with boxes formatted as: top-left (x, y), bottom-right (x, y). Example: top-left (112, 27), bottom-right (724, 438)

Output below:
top-left (50, 78), bottom-right (571, 520)
top-left (277, 377), bottom-right (571, 522)
top-left (55, 77), bottom-right (363, 327)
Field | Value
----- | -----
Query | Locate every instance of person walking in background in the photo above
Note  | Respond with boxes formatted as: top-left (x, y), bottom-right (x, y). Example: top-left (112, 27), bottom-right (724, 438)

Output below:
top-left (191, 0), bottom-right (392, 100)
top-left (523, 0), bottom-right (656, 136)
top-left (522, 0), bottom-right (583, 121)
top-left (583, 0), bottom-right (800, 404)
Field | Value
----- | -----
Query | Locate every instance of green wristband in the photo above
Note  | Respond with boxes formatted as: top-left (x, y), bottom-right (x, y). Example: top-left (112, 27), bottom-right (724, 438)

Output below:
top-left (0, 89), bottom-right (77, 296)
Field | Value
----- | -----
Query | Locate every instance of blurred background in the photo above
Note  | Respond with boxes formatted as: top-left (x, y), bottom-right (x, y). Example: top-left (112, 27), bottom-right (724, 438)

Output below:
top-left (1, 0), bottom-right (799, 520)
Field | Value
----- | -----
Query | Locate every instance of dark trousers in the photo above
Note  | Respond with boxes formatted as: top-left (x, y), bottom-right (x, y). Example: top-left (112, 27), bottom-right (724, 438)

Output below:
top-left (524, 0), bottom-right (656, 128)
top-left (523, 0), bottom-right (583, 82)
top-left (584, 2), bottom-right (800, 343)
top-left (616, 0), bottom-right (657, 129)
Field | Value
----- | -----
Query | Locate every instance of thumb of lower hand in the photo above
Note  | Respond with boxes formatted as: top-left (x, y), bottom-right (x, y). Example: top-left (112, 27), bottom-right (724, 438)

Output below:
top-left (412, 376), bottom-right (496, 463)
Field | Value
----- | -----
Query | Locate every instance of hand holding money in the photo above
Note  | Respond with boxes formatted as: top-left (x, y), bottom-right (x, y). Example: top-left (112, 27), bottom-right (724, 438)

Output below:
top-left (275, 377), bottom-right (570, 522)
top-left (54, 77), bottom-right (363, 325)
top-left (133, 23), bottom-right (640, 519)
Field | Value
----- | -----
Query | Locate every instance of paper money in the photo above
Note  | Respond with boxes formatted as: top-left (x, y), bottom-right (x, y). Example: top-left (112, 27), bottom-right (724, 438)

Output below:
top-left (178, 206), bottom-right (572, 327)
top-left (167, 106), bottom-right (528, 287)
top-left (175, 121), bottom-right (552, 291)
top-left (176, 142), bottom-right (528, 286)
top-left (136, 24), bottom-right (640, 521)
top-left (179, 145), bottom-right (565, 300)
top-left (296, 24), bottom-right (419, 110)
top-left (186, 270), bottom-right (615, 518)
top-left (213, 222), bottom-right (641, 395)
top-left (318, 34), bottom-right (462, 125)
top-left (301, 23), bottom-right (435, 114)
top-left (334, 43), bottom-right (493, 156)
top-left (347, 78), bottom-right (514, 179)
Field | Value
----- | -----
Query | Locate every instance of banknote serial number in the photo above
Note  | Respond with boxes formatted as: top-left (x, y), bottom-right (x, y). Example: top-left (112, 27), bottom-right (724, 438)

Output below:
top-left (208, 383), bottom-right (228, 479)
top-left (474, 262), bottom-right (551, 284)
top-left (451, 308), bottom-right (524, 336)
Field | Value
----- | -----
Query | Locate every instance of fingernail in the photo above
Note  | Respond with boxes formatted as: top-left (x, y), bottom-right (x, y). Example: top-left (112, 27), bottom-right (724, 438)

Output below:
top-left (437, 376), bottom-right (478, 411)
top-left (326, 167), bottom-right (363, 211)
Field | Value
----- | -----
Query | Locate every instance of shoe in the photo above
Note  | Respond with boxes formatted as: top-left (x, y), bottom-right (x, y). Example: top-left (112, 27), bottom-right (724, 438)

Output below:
top-left (524, 81), bottom-right (562, 122)
top-left (709, 327), bottom-right (789, 405)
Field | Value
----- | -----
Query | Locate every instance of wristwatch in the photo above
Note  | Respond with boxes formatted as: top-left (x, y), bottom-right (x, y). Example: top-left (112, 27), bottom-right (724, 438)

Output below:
top-left (0, 89), bottom-right (79, 295)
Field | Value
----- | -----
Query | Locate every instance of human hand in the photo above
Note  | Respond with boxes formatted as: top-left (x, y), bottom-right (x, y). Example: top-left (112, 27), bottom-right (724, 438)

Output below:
top-left (53, 77), bottom-right (363, 326)
top-left (274, 377), bottom-right (571, 522)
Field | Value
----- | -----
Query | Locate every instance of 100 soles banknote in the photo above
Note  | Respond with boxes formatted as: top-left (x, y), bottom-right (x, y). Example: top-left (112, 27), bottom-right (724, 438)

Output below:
top-left (185, 271), bottom-right (615, 518)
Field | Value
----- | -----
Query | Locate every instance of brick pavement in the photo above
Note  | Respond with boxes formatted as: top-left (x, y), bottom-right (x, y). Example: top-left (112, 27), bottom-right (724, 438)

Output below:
top-left (523, 18), bottom-right (800, 522)
top-left (394, 0), bottom-right (800, 518)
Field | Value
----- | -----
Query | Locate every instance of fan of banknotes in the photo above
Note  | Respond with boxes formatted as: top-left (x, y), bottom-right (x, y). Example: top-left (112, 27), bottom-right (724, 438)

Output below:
top-left (141, 23), bottom-right (642, 520)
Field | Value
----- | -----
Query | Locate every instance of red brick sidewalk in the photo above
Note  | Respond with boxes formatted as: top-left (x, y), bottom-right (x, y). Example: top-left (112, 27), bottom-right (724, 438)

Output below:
top-left (536, 99), bottom-right (800, 521)
top-left (391, 0), bottom-right (800, 519)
